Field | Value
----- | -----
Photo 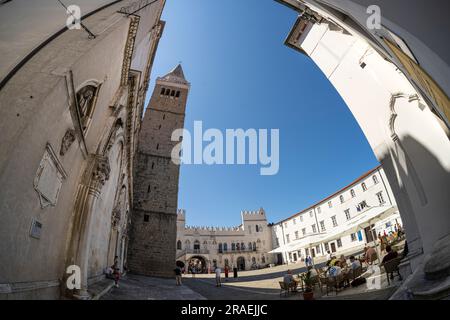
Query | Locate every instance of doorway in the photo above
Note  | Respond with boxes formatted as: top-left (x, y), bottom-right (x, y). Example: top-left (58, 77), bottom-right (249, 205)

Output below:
top-left (237, 256), bottom-right (245, 270)
top-left (330, 242), bottom-right (337, 253)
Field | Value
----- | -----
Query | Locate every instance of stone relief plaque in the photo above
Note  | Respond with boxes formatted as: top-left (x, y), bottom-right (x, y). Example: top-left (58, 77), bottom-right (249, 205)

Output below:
top-left (34, 143), bottom-right (68, 208)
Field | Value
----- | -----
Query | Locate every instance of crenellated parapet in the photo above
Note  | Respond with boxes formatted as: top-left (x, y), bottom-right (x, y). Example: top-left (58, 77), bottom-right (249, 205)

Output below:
top-left (241, 207), bottom-right (267, 222)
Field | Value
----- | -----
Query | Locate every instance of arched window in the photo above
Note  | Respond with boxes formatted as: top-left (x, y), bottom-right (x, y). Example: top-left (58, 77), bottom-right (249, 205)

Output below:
top-left (362, 182), bottom-right (367, 191)
top-left (252, 242), bottom-right (256, 251)
top-left (248, 242), bottom-right (252, 251)
top-left (340, 195), bottom-right (344, 203)
top-left (177, 240), bottom-right (182, 250)
top-left (350, 189), bottom-right (356, 198)
top-left (236, 243), bottom-right (240, 250)
top-left (223, 243), bottom-right (228, 251)
top-left (218, 243), bottom-right (223, 253)
top-left (255, 225), bottom-right (259, 232)
top-left (76, 84), bottom-right (99, 133)
top-left (194, 240), bottom-right (200, 251)
top-left (231, 243), bottom-right (236, 251)
top-left (261, 256), bottom-right (266, 264)
top-left (160, 87), bottom-right (165, 95)
top-left (165, 88), bottom-right (170, 95)
top-left (176, 91), bottom-right (180, 98)
top-left (373, 175), bottom-right (379, 184)
top-left (241, 242), bottom-right (245, 250)
top-left (170, 90), bottom-right (175, 97)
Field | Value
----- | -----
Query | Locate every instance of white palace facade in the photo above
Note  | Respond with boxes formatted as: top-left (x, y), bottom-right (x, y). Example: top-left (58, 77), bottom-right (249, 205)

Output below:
top-left (271, 165), bottom-right (402, 265)
top-left (176, 208), bottom-right (275, 271)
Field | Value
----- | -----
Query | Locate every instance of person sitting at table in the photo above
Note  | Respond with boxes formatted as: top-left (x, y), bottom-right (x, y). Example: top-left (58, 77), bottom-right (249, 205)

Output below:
top-left (349, 256), bottom-right (361, 270)
top-left (283, 269), bottom-right (295, 286)
top-left (328, 261), bottom-right (342, 277)
top-left (339, 255), bottom-right (348, 268)
top-left (382, 245), bottom-right (398, 264)
top-left (307, 265), bottom-right (318, 278)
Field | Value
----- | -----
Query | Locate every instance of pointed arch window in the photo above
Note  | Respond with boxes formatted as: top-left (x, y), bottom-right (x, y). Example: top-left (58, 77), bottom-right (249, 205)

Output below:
top-left (177, 240), bottom-right (182, 250)
top-left (76, 84), bottom-right (100, 133)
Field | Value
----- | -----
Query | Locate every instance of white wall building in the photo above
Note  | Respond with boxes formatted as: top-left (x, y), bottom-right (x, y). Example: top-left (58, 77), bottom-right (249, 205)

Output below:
top-left (271, 166), bottom-right (402, 265)
top-left (275, 0), bottom-right (450, 299)
top-left (176, 208), bottom-right (275, 271)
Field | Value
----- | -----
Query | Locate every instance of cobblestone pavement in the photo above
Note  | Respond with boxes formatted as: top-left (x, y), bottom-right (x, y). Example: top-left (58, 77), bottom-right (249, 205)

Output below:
top-left (100, 274), bottom-right (206, 300)
top-left (100, 260), bottom-right (401, 300)
top-left (182, 261), bottom-right (401, 300)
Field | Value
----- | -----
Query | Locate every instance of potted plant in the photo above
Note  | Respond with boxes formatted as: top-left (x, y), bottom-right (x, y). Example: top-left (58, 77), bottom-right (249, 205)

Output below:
top-left (300, 271), bottom-right (315, 300)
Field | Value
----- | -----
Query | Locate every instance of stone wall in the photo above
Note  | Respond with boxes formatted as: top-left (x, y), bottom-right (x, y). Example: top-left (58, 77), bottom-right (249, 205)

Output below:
top-left (127, 65), bottom-right (189, 278)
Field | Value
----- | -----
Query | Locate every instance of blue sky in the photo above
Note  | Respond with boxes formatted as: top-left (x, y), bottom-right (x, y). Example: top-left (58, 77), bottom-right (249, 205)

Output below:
top-left (146, 0), bottom-right (379, 227)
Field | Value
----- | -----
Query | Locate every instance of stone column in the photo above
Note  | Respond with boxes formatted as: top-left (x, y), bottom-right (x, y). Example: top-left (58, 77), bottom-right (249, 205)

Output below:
top-left (73, 155), bottom-right (110, 299)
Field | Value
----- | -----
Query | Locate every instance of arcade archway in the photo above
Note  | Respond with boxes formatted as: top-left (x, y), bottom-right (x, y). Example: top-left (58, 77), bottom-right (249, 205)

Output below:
top-left (188, 256), bottom-right (207, 274)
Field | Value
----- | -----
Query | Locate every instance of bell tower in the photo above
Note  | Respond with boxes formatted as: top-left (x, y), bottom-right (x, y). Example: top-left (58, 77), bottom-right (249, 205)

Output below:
top-left (128, 65), bottom-right (190, 277)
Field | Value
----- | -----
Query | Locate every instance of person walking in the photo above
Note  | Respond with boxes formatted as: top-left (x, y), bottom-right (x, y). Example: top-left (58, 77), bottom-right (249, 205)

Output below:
top-left (224, 265), bottom-right (229, 279)
top-left (215, 266), bottom-right (222, 287)
top-left (174, 265), bottom-right (182, 286)
top-left (112, 256), bottom-right (121, 288)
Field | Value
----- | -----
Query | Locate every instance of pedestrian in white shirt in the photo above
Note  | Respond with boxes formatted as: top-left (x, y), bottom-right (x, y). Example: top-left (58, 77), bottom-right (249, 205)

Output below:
top-left (215, 267), bottom-right (222, 287)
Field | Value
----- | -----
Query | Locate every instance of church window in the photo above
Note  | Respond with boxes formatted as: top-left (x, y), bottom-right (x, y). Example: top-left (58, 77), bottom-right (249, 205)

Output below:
top-left (76, 84), bottom-right (99, 133)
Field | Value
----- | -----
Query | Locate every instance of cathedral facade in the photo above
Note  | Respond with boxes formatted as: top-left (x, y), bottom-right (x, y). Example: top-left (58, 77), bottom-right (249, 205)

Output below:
top-left (0, 0), bottom-right (166, 299)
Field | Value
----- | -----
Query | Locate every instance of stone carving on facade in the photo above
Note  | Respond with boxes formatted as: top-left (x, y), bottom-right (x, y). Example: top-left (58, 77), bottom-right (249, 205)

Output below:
top-left (76, 85), bottom-right (97, 132)
top-left (59, 129), bottom-right (76, 156)
top-left (111, 205), bottom-right (121, 230)
top-left (105, 119), bottom-right (123, 154)
top-left (34, 143), bottom-right (68, 208)
top-left (90, 155), bottom-right (111, 192)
